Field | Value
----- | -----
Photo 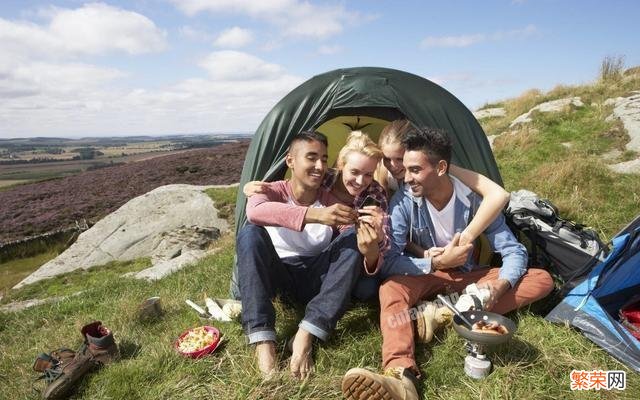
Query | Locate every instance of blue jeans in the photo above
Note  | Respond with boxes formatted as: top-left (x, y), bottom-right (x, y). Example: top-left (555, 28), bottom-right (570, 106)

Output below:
top-left (237, 224), bottom-right (362, 344)
top-left (353, 275), bottom-right (380, 302)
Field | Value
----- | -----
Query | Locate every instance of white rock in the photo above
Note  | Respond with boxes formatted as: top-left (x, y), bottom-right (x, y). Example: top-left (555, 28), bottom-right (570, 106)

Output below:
top-left (14, 184), bottom-right (230, 288)
top-left (603, 98), bottom-right (620, 107)
top-left (123, 248), bottom-right (218, 281)
top-left (0, 292), bottom-right (83, 313)
top-left (608, 158), bottom-right (640, 174)
top-left (602, 149), bottom-right (623, 161)
top-left (473, 107), bottom-right (506, 120)
top-left (510, 97), bottom-right (584, 127)
top-left (605, 91), bottom-right (640, 152)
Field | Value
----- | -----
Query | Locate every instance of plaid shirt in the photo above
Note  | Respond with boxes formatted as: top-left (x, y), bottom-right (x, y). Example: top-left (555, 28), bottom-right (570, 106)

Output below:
top-left (322, 169), bottom-right (391, 254)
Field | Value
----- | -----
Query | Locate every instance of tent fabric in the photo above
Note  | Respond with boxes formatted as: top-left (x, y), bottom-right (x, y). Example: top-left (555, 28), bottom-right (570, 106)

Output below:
top-left (234, 67), bottom-right (502, 231)
top-left (546, 215), bottom-right (640, 372)
top-left (616, 213), bottom-right (640, 238)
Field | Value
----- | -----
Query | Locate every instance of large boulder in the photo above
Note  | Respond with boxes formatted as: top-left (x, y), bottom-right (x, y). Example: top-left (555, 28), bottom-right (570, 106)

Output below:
top-left (14, 184), bottom-right (230, 288)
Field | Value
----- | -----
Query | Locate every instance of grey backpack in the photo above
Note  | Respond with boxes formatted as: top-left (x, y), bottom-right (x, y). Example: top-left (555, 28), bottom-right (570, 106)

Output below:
top-left (505, 190), bottom-right (609, 290)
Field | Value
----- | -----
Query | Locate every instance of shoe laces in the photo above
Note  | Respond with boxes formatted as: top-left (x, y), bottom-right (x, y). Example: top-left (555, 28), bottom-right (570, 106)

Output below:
top-left (37, 367), bottom-right (63, 384)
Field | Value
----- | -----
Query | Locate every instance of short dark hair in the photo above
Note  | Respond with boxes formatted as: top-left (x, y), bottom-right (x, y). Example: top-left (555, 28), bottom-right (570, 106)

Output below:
top-left (289, 130), bottom-right (328, 152)
top-left (402, 126), bottom-right (452, 168)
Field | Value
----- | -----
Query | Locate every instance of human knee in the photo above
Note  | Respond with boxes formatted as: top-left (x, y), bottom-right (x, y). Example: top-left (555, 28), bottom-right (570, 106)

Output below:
top-left (536, 268), bottom-right (555, 295)
top-left (237, 224), bottom-right (269, 250)
top-left (379, 278), bottom-right (410, 307)
top-left (526, 268), bottom-right (555, 297)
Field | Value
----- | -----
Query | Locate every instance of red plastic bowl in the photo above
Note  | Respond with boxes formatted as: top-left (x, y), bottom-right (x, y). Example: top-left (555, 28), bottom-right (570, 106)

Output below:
top-left (174, 325), bottom-right (221, 358)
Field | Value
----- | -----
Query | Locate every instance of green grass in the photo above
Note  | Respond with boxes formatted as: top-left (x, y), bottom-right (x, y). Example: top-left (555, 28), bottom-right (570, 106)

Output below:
top-left (484, 77), bottom-right (640, 241)
top-left (205, 186), bottom-right (238, 223)
top-left (1, 230), bottom-right (638, 399)
top-left (0, 250), bottom-right (62, 297)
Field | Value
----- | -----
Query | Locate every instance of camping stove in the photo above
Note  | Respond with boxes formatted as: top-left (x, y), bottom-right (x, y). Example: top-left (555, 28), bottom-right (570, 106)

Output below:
top-left (463, 340), bottom-right (492, 379)
top-left (451, 310), bottom-right (517, 379)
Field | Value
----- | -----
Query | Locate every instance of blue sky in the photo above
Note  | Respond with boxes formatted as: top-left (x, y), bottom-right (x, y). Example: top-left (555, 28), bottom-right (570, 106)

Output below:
top-left (1, 0), bottom-right (639, 138)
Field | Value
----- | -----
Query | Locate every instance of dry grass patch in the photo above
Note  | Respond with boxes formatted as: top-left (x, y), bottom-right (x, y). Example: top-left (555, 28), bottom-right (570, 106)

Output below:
top-left (504, 88), bottom-right (543, 119)
top-left (493, 127), bottom-right (539, 154)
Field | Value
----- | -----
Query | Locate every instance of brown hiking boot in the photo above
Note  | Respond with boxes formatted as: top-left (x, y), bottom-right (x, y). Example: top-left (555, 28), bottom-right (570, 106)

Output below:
top-left (342, 367), bottom-right (419, 400)
top-left (33, 349), bottom-right (75, 373)
top-left (35, 322), bottom-right (119, 399)
top-left (36, 350), bottom-right (94, 400)
top-left (81, 321), bottom-right (119, 365)
top-left (414, 301), bottom-right (453, 343)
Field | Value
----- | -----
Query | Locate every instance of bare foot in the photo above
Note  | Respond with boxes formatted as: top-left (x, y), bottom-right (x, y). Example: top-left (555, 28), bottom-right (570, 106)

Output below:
top-left (289, 328), bottom-right (314, 380)
top-left (255, 341), bottom-right (277, 379)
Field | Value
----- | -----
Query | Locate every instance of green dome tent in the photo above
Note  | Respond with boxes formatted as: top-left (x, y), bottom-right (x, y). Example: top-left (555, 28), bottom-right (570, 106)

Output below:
top-left (231, 67), bottom-right (501, 297)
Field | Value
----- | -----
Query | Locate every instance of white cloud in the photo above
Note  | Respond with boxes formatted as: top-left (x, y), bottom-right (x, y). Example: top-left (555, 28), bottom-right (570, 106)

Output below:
top-left (0, 4), bottom-right (166, 60)
top-left (179, 25), bottom-right (214, 42)
top-left (170, 0), bottom-right (373, 40)
top-left (48, 3), bottom-right (167, 55)
top-left (1, 49), bottom-right (304, 137)
top-left (421, 24), bottom-right (538, 48)
top-left (199, 50), bottom-right (284, 80)
top-left (214, 27), bottom-right (254, 48)
top-left (171, 0), bottom-right (296, 16)
top-left (0, 3), bottom-right (306, 137)
top-left (317, 44), bottom-right (343, 55)
top-left (10, 62), bottom-right (125, 94)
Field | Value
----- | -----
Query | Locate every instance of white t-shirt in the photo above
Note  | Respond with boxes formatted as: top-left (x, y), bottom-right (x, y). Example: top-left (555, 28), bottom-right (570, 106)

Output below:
top-left (425, 177), bottom-right (473, 247)
top-left (426, 189), bottom-right (456, 248)
top-left (265, 198), bottom-right (333, 258)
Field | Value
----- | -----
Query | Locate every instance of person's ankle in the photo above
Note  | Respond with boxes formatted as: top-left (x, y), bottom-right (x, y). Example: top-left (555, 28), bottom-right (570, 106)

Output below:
top-left (293, 328), bottom-right (313, 348)
top-left (254, 341), bottom-right (276, 370)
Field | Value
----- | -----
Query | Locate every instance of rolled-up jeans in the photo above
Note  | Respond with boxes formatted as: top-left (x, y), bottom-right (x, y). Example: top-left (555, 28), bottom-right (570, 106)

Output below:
top-left (237, 224), bottom-right (363, 344)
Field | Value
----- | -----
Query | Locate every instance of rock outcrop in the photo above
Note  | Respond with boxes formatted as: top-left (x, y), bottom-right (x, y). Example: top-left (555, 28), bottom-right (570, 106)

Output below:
top-left (473, 107), bottom-right (506, 120)
top-left (608, 158), bottom-right (640, 174)
top-left (14, 184), bottom-right (230, 288)
top-left (510, 97), bottom-right (584, 127)
top-left (605, 91), bottom-right (640, 152)
top-left (604, 91), bottom-right (640, 174)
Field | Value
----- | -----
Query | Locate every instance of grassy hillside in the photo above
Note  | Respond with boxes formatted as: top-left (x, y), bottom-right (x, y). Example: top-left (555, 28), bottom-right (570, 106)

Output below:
top-left (480, 66), bottom-right (640, 240)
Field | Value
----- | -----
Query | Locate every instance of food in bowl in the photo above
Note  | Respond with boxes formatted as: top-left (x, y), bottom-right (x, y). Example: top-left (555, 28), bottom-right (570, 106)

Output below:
top-left (471, 320), bottom-right (509, 335)
top-left (176, 326), bottom-right (220, 357)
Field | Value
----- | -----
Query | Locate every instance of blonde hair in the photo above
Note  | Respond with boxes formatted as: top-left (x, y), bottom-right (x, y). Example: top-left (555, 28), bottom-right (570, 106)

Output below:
top-left (379, 119), bottom-right (413, 147)
top-left (336, 131), bottom-right (383, 170)
top-left (375, 119), bottom-right (413, 192)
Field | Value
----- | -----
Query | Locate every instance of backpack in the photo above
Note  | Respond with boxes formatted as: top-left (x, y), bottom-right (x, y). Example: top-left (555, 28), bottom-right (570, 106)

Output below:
top-left (505, 190), bottom-right (609, 291)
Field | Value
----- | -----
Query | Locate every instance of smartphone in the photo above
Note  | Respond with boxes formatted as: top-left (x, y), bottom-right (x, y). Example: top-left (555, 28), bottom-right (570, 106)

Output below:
top-left (360, 195), bottom-right (381, 209)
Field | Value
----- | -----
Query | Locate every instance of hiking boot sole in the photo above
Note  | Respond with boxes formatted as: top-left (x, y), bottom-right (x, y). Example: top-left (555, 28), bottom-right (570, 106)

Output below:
top-left (342, 372), bottom-right (395, 400)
